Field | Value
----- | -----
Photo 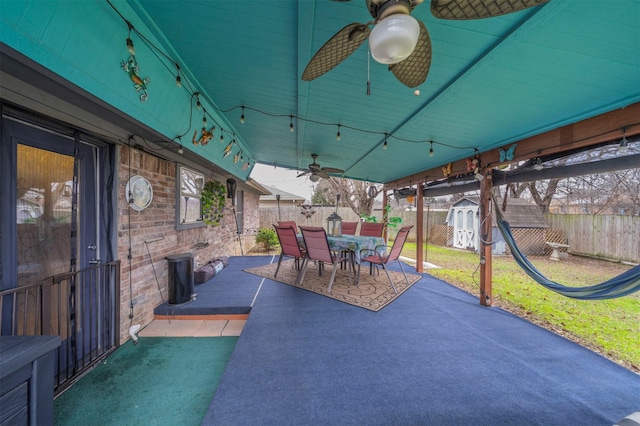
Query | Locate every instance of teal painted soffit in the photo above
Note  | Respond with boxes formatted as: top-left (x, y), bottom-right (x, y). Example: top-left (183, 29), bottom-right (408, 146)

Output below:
top-left (0, 0), bottom-right (251, 180)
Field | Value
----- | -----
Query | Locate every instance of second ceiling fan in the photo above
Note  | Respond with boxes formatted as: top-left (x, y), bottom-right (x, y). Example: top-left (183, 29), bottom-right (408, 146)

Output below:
top-left (302, 0), bottom-right (549, 88)
top-left (297, 154), bottom-right (345, 182)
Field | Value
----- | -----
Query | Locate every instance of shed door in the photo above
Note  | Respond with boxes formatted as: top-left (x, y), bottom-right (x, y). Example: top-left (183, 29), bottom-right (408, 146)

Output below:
top-left (453, 208), bottom-right (477, 250)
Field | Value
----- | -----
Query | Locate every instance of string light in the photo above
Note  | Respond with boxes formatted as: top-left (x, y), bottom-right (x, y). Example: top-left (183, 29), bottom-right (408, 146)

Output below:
top-left (533, 158), bottom-right (543, 170)
top-left (175, 64), bottom-right (182, 88)
top-left (108, 2), bottom-right (488, 169)
top-left (220, 129), bottom-right (224, 143)
top-left (618, 127), bottom-right (629, 154)
top-left (429, 140), bottom-right (434, 157)
top-left (202, 109), bottom-right (207, 127)
top-left (177, 137), bottom-right (184, 155)
top-left (383, 133), bottom-right (388, 150)
top-left (125, 21), bottom-right (135, 55)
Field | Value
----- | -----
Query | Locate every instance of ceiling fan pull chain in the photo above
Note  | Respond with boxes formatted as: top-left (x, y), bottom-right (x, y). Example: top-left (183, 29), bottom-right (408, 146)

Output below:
top-left (367, 46), bottom-right (371, 96)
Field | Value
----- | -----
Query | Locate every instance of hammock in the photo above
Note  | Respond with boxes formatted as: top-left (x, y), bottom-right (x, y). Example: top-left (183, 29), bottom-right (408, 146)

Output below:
top-left (493, 201), bottom-right (640, 300)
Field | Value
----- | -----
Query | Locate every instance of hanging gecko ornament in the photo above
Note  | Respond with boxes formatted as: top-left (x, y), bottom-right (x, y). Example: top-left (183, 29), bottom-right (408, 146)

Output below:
top-left (193, 126), bottom-right (216, 146)
top-left (121, 55), bottom-right (150, 102)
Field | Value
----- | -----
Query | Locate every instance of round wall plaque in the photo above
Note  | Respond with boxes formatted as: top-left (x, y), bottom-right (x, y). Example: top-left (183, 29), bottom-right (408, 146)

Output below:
top-left (125, 175), bottom-right (153, 211)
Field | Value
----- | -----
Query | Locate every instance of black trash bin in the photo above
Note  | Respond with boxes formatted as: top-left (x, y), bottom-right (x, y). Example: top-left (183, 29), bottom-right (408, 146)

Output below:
top-left (166, 253), bottom-right (194, 305)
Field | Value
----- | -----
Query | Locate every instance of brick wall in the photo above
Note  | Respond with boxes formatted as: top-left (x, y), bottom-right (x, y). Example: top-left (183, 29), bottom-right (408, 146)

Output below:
top-left (116, 146), bottom-right (259, 343)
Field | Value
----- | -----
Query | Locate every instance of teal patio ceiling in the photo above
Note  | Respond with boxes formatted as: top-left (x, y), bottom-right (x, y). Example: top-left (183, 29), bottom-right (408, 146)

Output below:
top-left (2, 1), bottom-right (639, 184)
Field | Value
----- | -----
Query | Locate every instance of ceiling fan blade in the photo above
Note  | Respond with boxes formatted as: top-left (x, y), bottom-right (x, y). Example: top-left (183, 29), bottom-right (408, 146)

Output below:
top-left (430, 0), bottom-right (549, 20)
top-left (388, 21), bottom-right (431, 88)
top-left (321, 167), bottom-right (345, 174)
top-left (296, 171), bottom-right (308, 178)
top-left (302, 23), bottom-right (371, 81)
top-left (317, 170), bottom-right (331, 179)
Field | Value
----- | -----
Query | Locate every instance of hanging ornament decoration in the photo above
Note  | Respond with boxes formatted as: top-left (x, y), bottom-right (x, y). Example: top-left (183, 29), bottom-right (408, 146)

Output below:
top-left (466, 156), bottom-right (480, 173)
top-left (121, 55), bottom-right (150, 102)
top-left (192, 125), bottom-right (216, 146)
top-left (499, 143), bottom-right (517, 162)
top-left (441, 162), bottom-right (452, 177)
top-left (300, 204), bottom-right (316, 220)
top-left (222, 141), bottom-right (233, 159)
top-left (233, 150), bottom-right (243, 165)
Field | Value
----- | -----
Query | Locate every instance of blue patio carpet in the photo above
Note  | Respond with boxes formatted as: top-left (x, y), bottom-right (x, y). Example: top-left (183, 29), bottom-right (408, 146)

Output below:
top-left (202, 257), bottom-right (640, 425)
top-left (154, 255), bottom-right (273, 316)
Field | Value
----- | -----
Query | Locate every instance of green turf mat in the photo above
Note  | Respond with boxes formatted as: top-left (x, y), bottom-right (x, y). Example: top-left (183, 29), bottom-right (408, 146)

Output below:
top-left (54, 337), bottom-right (237, 426)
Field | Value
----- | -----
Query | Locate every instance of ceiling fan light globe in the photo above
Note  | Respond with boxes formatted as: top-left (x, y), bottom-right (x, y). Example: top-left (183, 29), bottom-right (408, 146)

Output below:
top-left (309, 174), bottom-right (321, 182)
top-left (369, 14), bottom-right (420, 65)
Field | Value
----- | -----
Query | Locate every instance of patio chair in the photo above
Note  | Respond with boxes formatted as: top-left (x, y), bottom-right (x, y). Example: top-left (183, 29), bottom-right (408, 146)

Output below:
top-left (299, 226), bottom-right (352, 293)
top-left (338, 221), bottom-right (358, 268)
top-left (273, 224), bottom-right (306, 280)
top-left (278, 221), bottom-right (298, 233)
top-left (358, 225), bottom-right (414, 294)
top-left (359, 222), bottom-right (384, 237)
top-left (341, 221), bottom-right (358, 235)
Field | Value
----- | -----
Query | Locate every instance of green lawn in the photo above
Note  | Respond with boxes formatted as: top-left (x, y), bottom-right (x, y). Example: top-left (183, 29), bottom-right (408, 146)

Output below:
top-left (402, 243), bottom-right (640, 371)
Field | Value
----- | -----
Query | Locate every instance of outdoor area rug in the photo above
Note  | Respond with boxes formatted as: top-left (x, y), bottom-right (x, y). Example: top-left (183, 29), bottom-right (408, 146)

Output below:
top-left (54, 337), bottom-right (237, 426)
top-left (244, 259), bottom-right (421, 311)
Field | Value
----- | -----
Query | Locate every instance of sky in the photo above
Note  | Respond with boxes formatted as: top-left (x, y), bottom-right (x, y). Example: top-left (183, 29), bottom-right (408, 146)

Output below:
top-left (249, 163), bottom-right (316, 201)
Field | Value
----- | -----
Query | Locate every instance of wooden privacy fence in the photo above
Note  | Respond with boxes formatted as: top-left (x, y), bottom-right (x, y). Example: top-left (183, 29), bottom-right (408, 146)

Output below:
top-left (544, 214), bottom-right (640, 264)
top-left (259, 206), bottom-right (448, 242)
top-left (261, 207), bottom-right (362, 229)
top-left (260, 208), bottom-right (638, 263)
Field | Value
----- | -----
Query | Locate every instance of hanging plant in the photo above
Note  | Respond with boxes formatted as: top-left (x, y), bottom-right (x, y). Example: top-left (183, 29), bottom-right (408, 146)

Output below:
top-left (201, 180), bottom-right (226, 226)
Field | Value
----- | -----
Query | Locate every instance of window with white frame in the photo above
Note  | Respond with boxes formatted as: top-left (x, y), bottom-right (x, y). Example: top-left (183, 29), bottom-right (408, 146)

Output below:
top-left (176, 165), bottom-right (205, 229)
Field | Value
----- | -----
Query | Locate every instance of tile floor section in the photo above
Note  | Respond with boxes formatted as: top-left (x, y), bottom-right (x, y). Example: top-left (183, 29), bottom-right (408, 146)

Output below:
top-left (139, 319), bottom-right (246, 337)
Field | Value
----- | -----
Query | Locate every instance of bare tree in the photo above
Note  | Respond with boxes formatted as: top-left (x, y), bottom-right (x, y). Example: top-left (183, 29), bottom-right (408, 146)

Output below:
top-left (615, 168), bottom-right (640, 215)
top-left (568, 170), bottom-right (640, 215)
top-left (311, 177), bottom-right (381, 217)
top-left (503, 167), bottom-right (640, 215)
top-left (520, 179), bottom-right (561, 213)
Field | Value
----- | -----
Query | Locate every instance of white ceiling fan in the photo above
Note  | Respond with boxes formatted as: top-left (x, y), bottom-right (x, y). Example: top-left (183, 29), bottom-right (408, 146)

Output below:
top-left (302, 0), bottom-right (549, 88)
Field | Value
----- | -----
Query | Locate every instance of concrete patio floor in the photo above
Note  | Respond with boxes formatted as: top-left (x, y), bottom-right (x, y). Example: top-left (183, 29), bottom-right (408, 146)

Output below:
top-left (139, 319), bottom-right (246, 338)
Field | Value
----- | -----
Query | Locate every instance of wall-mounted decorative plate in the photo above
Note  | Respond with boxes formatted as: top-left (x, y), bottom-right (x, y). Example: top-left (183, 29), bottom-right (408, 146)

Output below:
top-left (125, 175), bottom-right (153, 211)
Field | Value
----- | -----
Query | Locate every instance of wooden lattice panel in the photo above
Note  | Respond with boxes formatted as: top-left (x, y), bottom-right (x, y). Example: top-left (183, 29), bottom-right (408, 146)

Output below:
top-left (504, 228), bottom-right (567, 256)
top-left (428, 224), bottom-right (449, 247)
top-left (507, 228), bottom-right (546, 256)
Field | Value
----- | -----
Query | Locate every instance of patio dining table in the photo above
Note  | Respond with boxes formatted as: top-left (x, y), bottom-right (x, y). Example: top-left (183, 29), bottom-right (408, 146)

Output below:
top-left (327, 235), bottom-right (386, 264)
top-left (297, 233), bottom-right (386, 264)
